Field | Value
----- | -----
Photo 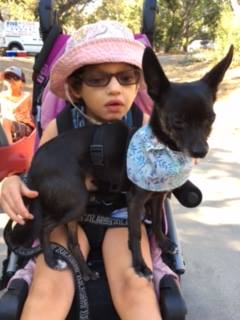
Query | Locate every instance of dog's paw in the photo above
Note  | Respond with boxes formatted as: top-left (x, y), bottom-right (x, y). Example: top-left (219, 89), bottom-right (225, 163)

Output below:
top-left (134, 263), bottom-right (153, 281)
top-left (54, 259), bottom-right (68, 270)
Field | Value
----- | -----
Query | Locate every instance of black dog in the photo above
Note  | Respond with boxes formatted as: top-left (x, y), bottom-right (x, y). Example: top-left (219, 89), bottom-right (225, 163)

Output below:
top-left (126, 45), bottom-right (233, 279)
top-left (6, 45), bottom-right (233, 282)
top-left (5, 121), bottom-right (131, 281)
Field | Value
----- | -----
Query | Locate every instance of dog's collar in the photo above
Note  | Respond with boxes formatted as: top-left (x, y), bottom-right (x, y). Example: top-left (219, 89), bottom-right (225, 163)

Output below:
top-left (127, 124), bottom-right (193, 192)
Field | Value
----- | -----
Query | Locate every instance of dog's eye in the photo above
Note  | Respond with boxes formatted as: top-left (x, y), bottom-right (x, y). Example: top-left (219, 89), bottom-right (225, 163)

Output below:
top-left (172, 118), bottom-right (184, 129)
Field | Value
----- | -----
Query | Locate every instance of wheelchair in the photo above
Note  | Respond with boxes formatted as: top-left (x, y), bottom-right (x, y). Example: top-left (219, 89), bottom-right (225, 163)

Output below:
top-left (0, 179), bottom-right (202, 320)
top-left (0, 1), bottom-right (202, 319)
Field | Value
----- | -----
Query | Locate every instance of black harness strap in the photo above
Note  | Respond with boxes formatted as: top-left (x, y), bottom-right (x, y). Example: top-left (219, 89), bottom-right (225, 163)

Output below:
top-left (79, 214), bottom-right (128, 227)
top-left (90, 124), bottom-right (137, 193)
top-left (5, 221), bottom-right (89, 320)
top-left (56, 103), bottom-right (143, 134)
top-left (50, 243), bottom-right (89, 320)
top-left (56, 103), bottom-right (144, 227)
top-left (56, 104), bottom-right (74, 133)
top-left (131, 103), bottom-right (144, 127)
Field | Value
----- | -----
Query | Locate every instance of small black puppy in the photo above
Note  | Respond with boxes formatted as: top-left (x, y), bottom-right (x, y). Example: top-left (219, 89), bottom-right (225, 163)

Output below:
top-left (6, 121), bottom-right (130, 281)
top-left (126, 45), bottom-right (233, 279)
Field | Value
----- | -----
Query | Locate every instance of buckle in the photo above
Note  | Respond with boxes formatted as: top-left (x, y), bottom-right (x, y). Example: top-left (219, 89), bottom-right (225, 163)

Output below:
top-left (90, 144), bottom-right (104, 166)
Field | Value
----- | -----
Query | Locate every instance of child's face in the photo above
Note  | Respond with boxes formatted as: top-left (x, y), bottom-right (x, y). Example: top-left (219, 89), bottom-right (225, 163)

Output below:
top-left (71, 63), bottom-right (140, 122)
top-left (4, 74), bottom-right (24, 92)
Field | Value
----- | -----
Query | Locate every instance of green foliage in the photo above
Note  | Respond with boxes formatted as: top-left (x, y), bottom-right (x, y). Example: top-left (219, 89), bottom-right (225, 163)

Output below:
top-left (53, 0), bottom-right (93, 29)
top-left (83, 0), bottom-right (143, 34)
top-left (154, 0), bottom-right (222, 52)
top-left (0, 0), bottom-right (37, 21)
top-left (2, 0), bottom-right (238, 64)
top-left (214, 3), bottom-right (240, 64)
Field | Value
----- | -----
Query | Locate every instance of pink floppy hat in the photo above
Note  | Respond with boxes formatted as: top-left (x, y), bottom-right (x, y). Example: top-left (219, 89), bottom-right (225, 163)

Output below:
top-left (50, 20), bottom-right (145, 100)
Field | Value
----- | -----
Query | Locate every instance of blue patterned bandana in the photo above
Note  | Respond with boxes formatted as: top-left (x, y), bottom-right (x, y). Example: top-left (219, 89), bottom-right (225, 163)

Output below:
top-left (127, 125), bottom-right (193, 192)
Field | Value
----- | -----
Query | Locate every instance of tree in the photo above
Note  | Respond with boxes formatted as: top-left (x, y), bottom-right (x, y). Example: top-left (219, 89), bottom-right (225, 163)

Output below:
top-left (0, 0), bottom-right (94, 26)
top-left (214, 1), bottom-right (240, 62)
top-left (0, 0), bottom-right (37, 20)
top-left (84, 0), bottom-right (143, 34)
top-left (154, 0), bottom-right (222, 52)
top-left (53, 0), bottom-right (93, 27)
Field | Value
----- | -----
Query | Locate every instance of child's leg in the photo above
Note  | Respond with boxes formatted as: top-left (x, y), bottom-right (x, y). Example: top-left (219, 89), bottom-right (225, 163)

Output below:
top-left (20, 225), bottom-right (89, 320)
top-left (103, 225), bottom-right (162, 320)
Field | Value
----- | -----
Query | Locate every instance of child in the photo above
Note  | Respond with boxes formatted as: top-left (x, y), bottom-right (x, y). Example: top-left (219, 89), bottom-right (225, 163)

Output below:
top-left (0, 20), bottom-right (163, 319)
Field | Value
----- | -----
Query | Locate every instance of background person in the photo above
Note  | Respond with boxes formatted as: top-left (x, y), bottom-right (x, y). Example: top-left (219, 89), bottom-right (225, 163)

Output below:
top-left (0, 66), bottom-right (35, 143)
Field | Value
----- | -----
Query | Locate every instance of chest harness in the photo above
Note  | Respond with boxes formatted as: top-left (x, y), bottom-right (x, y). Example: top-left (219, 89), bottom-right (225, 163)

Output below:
top-left (56, 102), bottom-right (143, 233)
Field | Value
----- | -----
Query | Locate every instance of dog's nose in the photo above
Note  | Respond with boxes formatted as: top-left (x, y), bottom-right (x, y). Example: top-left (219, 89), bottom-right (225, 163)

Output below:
top-left (191, 150), bottom-right (207, 158)
top-left (190, 144), bottom-right (209, 158)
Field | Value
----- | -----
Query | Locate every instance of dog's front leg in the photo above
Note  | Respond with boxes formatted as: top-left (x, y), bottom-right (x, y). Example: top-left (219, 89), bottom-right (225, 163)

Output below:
top-left (42, 217), bottom-right (63, 269)
top-left (127, 186), bottom-right (153, 279)
top-left (67, 221), bottom-right (99, 281)
top-left (151, 194), bottom-right (177, 254)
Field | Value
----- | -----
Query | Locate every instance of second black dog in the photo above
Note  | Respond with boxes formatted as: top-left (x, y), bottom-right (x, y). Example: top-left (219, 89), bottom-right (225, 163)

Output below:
top-left (126, 45), bottom-right (233, 279)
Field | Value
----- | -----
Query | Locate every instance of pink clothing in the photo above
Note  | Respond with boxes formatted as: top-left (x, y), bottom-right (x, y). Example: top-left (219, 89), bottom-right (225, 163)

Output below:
top-left (7, 259), bottom-right (35, 287)
top-left (150, 234), bottom-right (178, 296)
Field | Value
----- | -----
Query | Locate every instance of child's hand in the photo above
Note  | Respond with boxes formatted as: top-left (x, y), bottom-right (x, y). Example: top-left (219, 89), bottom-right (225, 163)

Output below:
top-left (0, 175), bottom-right (38, 225)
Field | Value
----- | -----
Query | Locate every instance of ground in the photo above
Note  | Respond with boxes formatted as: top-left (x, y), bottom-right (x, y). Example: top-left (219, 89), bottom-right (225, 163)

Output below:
top-left (1, 52), bottom-right (240, 97)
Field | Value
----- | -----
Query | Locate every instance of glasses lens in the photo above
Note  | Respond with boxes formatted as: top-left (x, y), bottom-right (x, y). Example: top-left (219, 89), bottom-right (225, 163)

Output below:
top-left (83, 72), bottom-right (109, 87)
top-left (81, 69), bottom-right (141, 87)
top-left (117, 69), bottom-right (141, 85)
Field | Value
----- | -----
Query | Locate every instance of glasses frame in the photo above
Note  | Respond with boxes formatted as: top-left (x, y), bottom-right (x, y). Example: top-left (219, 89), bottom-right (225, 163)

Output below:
top-left (79, 68), bottom-right (141, 87)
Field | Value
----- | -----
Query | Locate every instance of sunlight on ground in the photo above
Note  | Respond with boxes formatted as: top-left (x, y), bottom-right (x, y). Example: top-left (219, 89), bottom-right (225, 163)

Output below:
top-left (184, 207), bottom-right (240, 226)
top-left (228, 240), bottom-right (240, 252)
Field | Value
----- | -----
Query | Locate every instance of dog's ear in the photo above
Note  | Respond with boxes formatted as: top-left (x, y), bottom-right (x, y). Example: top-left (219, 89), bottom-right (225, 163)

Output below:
top-left (142, 47), bottom-right (170, 101)
top-left (201, 45), bottom-right (234, 95)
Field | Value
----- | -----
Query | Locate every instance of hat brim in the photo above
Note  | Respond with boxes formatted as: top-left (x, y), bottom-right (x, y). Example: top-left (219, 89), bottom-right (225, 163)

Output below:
top-left (4, 71), bottom-right (25, 82)
top-left (50, 38), bottom-right (145, 100)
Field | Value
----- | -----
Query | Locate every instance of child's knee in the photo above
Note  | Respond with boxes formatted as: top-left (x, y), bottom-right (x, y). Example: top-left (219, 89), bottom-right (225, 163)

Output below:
top-left (117, 269), bottom-right (155, 304)
top-left (23, 270), bottom-right (74, 319)
top-left (30, 256), bottom-right (75, 301)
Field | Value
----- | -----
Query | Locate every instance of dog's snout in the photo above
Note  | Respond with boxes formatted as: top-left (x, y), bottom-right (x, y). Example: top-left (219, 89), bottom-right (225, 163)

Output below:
top-left (191, 150), bottom-right (207, 158)
top-left (190, 143), bottom-right (209, 158)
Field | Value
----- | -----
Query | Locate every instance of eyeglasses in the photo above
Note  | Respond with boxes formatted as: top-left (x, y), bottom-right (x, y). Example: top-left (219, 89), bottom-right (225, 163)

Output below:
top-left (80, 69), bottom-right (141, 87)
